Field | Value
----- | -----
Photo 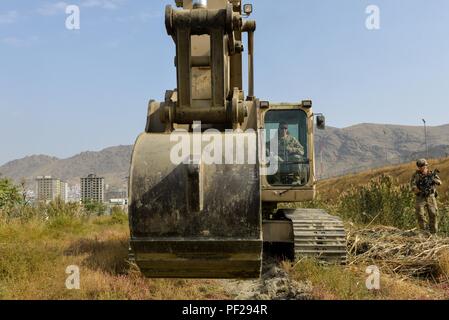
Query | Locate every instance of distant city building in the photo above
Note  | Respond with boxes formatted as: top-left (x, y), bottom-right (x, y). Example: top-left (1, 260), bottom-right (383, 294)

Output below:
top-left (36, 176), bottom-right (68, 203)
top-left (81, 174), bottom-right (105, 203)
top-left (67, 184), bottom-right (81, 203)
top-left (60, 182), bottom-right (68, 203)
top-left (105, 189), bottom-right (128, 202)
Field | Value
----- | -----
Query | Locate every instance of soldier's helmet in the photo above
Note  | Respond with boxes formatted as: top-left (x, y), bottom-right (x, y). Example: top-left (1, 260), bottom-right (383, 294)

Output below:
top-left (416, 159), bottom-right (429, 168)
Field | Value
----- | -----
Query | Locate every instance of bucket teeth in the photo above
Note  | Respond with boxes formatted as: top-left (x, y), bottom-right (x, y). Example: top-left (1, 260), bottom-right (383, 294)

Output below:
top-left (286, 209), bottom-right (347, 264)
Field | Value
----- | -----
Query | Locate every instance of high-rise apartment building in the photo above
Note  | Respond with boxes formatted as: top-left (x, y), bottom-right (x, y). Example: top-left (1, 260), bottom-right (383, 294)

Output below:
top-left (36, 176), bottom-right (68, 203)
top-left (81, 174), bottom-right (105, 203)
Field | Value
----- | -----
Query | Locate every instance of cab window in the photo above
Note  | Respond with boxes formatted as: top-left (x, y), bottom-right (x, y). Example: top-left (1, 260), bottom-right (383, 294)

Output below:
top-left (264, 110), bottom-right (309, 186)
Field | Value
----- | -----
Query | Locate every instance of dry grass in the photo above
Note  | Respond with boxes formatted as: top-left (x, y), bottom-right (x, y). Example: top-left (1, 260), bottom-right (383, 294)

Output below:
top-left (2, 205), bottom-right (449, 300)
top-left (285, 259), bottom-right (449, 300)
top-left (0, 216), bottom-right (229, 300)
top-left (2, 215), bottom-right (449, 300)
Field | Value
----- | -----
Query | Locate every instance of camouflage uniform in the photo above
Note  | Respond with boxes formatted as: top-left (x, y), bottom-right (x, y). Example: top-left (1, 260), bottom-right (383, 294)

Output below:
top-left (270, 135), bottom-right (305, 185)
top-left (410, 170), bottom-right (442, 234)
top-left (278, 135), bottom-right (305, 159)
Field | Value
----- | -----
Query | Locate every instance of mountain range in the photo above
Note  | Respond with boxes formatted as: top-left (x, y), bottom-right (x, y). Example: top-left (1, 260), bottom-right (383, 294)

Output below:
top-left (1, 123), bottom-right (449, 189)
top-left (315, 123), bottom-right (449, 177)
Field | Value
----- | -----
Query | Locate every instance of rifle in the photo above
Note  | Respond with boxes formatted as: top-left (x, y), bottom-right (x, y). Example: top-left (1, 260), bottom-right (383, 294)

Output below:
top-left (417, 169), bottom-right (441, 198)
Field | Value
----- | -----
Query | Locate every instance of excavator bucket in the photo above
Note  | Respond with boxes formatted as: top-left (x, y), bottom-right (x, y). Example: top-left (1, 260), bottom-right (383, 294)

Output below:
top-left (129, 132), bottom-right (262, 278)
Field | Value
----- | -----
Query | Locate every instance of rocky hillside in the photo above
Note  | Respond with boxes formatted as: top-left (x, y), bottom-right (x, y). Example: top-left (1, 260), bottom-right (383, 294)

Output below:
top-left (0, 146), bottom-right (132, 188)
top-left (1, 123), bottom-right (449, 188)
top-left (315, 123), bottom-right (449, 178)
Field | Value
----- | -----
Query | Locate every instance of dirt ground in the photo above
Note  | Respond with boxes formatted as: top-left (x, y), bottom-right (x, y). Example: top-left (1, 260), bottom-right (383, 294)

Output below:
top-left (220, 260), bottom-right (313, 300)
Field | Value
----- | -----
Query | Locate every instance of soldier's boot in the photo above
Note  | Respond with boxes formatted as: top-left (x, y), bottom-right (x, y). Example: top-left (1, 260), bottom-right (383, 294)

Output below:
top-left (415, 201), bottom-right (427, 231)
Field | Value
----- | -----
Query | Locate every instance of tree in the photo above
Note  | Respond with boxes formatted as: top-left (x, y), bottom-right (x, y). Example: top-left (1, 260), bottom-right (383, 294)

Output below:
top-left (83, 199), bottom-right (107, 216)
top-left (0, 177), bottom-right (23, 210)
top-left (19, 178), bottom-right (30, 205)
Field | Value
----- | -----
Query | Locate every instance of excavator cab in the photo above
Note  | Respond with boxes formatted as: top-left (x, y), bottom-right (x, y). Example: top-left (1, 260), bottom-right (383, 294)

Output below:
top-left (260, 102), bottom-right (316, 194)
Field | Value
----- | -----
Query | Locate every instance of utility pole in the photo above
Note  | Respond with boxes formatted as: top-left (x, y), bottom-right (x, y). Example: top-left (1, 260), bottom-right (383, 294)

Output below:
top-left (422, 119), bottom-right (428, 158)
top-left (383, 129), bottom-right (388, 163)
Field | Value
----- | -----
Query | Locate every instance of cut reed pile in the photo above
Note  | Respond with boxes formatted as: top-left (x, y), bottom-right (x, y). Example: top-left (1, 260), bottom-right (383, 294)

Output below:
top-left (347, 225), bottom-right (449, 278)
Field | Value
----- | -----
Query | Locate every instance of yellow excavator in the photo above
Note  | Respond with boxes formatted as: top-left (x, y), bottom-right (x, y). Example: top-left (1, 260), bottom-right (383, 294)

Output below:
top-left (128, 0), bottom-right (347, 279)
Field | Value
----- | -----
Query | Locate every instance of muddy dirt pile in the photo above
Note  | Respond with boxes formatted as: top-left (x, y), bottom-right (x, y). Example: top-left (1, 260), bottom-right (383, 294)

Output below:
top-left (221, 263), bottom-right (312, 300)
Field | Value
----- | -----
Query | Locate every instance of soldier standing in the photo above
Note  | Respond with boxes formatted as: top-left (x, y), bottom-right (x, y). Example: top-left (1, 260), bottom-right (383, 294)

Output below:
top-left (410, 159), bottom-right (443, 234)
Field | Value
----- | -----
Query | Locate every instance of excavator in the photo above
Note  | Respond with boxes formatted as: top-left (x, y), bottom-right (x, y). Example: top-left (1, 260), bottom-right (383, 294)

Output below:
top-left (128, 0), bottom-right (347, 279)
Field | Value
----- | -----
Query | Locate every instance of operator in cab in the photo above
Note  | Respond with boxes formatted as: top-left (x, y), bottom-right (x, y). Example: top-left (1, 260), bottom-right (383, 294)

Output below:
top-left (268, 122), bottom-right (305, 186)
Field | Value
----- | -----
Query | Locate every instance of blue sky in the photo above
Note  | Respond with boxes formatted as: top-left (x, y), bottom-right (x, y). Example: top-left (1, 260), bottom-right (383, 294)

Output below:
top-left (1, 0), bottom-right (448, 165)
